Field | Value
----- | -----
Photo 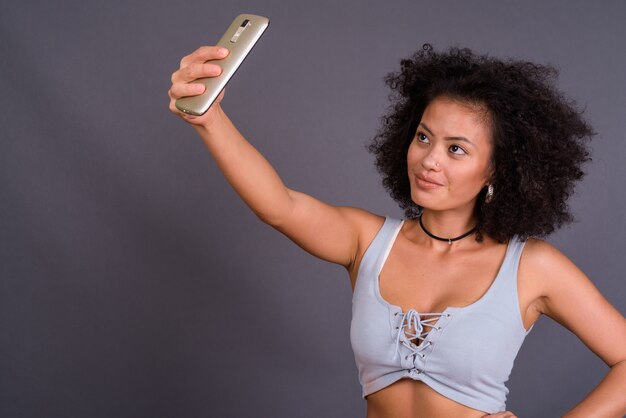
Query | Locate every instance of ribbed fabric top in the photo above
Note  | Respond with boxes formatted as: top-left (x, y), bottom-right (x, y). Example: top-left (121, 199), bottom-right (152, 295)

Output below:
top-left (350, 217), bottom-right (534, 413)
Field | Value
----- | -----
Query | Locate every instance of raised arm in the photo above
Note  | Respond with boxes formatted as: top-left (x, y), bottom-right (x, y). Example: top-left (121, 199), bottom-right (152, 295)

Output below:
top-left (168, 46), bottom-right (379, 271)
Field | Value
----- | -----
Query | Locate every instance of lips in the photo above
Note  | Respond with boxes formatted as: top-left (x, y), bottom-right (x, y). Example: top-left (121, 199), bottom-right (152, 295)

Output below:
top-left (414, 173), bottom-right (445, 189)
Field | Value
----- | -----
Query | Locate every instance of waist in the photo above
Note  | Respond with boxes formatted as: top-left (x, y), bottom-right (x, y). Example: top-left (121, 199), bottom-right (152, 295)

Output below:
top-left (366, 379), bottom-right (490, 418)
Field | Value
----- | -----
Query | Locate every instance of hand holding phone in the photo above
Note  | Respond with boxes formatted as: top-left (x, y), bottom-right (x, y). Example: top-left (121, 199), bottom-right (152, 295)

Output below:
top-left (169, 14), bottom-right (270, 119)
top-left (168, 46), bottom-right (228, 124)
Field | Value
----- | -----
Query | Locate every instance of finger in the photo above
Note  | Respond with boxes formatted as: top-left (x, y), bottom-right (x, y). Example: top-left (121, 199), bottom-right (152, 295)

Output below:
top-left (168, 96), bottom-right (202, 118)
top-left (168, 82), bottom-right (206, 100)
top-left (173, 62), bottom-right (223, 84)
top-left (180, 45), bottom-right (229, 67)
top-left (499, 412), bottom-right (517, 418)
top-left (168, 88), bottom-right (226, 116)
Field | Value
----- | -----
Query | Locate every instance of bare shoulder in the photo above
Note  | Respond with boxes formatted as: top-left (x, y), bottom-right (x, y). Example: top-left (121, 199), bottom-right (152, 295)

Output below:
top-left (338, 207), bottom-right (386, 255)
top-left (519, 238), bottom-right (579, 280)
top-left (518, 238), bottom-right (581, 313)
top-left (339, 207), bottom-right (386, 235)
top-left (520, 237), bottom-right (565, 265)
top-left (521, 237), bottom-right (607, 307)
top-left (337, 208), bottom-right (386, 287)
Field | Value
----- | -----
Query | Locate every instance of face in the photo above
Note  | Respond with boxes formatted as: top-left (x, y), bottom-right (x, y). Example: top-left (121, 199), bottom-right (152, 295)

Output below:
top-left (407, 96), bottom-right (493, 214)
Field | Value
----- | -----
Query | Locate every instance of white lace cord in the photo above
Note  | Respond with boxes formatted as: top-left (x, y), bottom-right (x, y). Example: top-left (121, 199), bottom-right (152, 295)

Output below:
top-left (393, 309), bottom-right (445, 360)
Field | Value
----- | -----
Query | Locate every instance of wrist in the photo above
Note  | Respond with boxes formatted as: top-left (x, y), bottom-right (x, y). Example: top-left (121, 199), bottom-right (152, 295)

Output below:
top-left (194, 104), bottom-right (227, 134)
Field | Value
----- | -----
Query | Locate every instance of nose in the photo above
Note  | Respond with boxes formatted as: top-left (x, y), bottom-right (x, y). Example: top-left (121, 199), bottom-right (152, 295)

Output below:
top-left (421, 148), bottom-right (442, 171)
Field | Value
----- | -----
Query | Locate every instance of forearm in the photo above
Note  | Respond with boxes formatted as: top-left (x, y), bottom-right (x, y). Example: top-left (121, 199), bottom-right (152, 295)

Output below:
top-left (562, 360), bottom-right (626, 418)
top-left (193, 105), bottom-right (292, 225)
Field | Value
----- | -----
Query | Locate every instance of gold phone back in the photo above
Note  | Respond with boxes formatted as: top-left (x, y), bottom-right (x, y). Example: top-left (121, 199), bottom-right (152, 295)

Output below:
top-left (175, 14), bottom-right (270, 116)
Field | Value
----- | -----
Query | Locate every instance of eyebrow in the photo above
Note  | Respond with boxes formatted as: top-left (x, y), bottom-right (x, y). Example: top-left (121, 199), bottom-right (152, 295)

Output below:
top-left (419, 123), bottom-right (475, 147)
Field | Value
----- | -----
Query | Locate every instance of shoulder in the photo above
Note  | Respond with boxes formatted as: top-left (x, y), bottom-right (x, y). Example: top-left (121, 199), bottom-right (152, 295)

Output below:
top-left (349, 210), bottom-right (400, 255)
top-left (519, 238), bottom-right (597, 315)
top-left (335, 207), bottom-right (389, 238)
top-left (339, 208), bottom-right (393, 286)
top-left (337, 206), bottom-right (386, 227)
top-left (519, 238), bottom-right (569, 273)
top-left (516, 238), bottom-right (573, 317)
top-left (519, 238), bottom-right (583, 280)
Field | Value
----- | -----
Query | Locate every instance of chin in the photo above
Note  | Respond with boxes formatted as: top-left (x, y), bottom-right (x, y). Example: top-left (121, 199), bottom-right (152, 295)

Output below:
top-left (411, 192), bottom-right (476, 213)
top-left (411, 188), bottom-right (440, 204)
top-left (410, 195), bottom-right (439, 211)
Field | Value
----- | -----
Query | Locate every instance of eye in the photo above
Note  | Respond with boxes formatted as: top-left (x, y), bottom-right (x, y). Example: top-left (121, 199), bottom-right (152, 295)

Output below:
top-left (449, 144), bottom-right (467, 155)
top-left (416, 132), bottom-right (430, 144)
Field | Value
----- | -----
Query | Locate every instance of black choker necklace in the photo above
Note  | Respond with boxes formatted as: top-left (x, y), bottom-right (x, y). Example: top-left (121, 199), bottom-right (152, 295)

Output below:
top-left (418, 215), bottom-right (477, 245)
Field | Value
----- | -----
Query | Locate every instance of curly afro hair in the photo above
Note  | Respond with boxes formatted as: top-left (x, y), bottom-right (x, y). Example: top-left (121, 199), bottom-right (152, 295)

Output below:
top-left (368, 44), bottom-right (594, 242)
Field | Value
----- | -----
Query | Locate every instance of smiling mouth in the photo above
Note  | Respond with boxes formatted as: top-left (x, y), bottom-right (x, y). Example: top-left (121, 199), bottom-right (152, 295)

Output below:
top-left (414, 174), bottom-right (444, 189)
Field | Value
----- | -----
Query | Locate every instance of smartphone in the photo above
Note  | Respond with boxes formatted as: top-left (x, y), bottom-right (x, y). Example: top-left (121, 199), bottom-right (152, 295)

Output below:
top-left (175, 14), bottom-right (270, 116)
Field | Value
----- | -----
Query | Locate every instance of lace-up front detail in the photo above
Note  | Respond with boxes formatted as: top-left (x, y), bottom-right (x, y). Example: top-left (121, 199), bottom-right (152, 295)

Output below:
top-left (394, 309), bottom-right (449, 360)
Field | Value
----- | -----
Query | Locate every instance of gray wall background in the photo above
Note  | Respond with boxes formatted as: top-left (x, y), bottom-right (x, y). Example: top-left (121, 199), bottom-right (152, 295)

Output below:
top-left (2, 1), bottom-right (625, 417)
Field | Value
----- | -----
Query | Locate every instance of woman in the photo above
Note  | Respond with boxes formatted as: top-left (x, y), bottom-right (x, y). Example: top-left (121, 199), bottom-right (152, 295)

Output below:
top-left (168, 44), bottom-right (626, 417)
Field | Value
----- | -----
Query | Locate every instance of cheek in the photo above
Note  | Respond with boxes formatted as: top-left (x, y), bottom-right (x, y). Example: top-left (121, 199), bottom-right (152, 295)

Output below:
top-left (406, 142), bottom-right (421, 166)
top-left (449, 166), bottom-right (489, 194)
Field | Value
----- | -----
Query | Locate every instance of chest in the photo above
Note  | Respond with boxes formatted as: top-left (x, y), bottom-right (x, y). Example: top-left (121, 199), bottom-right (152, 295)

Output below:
top-left (378, 239), bottom-right (508, 313)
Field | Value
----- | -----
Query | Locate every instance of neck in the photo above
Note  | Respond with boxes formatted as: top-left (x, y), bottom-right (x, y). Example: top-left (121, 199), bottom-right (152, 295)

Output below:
top-left (419, 209), bottom-right (477, 242)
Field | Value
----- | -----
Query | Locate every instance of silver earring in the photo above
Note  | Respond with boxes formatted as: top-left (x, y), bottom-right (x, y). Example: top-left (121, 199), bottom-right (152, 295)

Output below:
top-left (485, 184), bottom-right (494, 203)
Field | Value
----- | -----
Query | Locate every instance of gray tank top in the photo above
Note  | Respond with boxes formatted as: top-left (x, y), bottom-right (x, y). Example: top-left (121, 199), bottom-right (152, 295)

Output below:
top-left (350, 217), bottom-right (534, 413)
